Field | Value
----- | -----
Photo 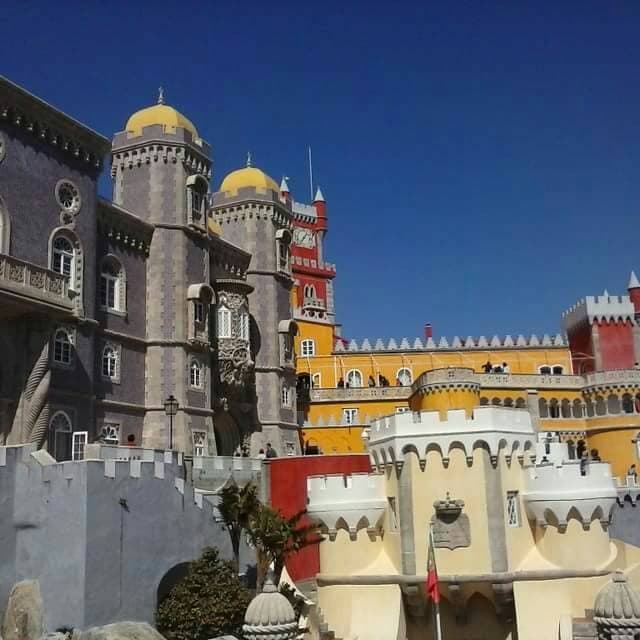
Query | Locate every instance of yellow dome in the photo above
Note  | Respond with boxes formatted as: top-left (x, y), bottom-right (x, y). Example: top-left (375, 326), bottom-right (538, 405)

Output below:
top-left (125, 103), bottom-right (198, 138)
top-left (219, 166), bottom-right (279, 195)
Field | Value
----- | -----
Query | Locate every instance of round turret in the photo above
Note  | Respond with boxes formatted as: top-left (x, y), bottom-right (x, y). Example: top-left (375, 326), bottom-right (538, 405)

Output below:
top-left (242, 574), bottom-right (298, 640)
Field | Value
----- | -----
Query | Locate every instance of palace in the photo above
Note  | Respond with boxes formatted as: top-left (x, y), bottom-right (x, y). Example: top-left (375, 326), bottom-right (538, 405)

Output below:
top-left (3, 75), bottom-right (640, 640)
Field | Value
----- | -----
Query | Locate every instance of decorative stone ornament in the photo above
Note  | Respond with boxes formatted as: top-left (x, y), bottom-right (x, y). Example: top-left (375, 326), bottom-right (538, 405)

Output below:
top-left (55, 179), bottom-right (82, 217)
top-left (242, 573), bottom-right (298, 640)
top-left (431, 492), bottom-right (471, 550)
top-left (594, 571), bottom-right (640, 640)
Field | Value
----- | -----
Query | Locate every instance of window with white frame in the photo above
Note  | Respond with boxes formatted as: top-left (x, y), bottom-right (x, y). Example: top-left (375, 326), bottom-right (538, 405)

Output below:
top-left (72, 431), bottom-right (88, 461)
top-left (100, 423), bottom-right (120, 444)
top-left (396, 368), bottom-right (413, 386)
top-left (301, 339), bottom-right (315, 357)
top-left (346, 369), bottom-right (363, 388)
top-left (102, 345), bottom-right (119, 381)
top-left (190, 359), bottom-right (203, 389)
top-left (53, 328), bottom-right (73, 365)
top-left (538, 366), bottom-right (551, 375)
top-left (552, 365), bottom-right (564, 375)
top-left (538, 365), bottom-right (564, 375)
top-left (312, 373), bottom-right (321, 388)
top-left (304, 284), bottom-right (317, 299)
top-left (506, 491), bottom-right (521, 527)
top-left (52, 236), bottom-right (74, 280)
top-left (217, 305), bottom-right (231, 338)
top-left (281, 384), bottom-right (291, 407)
top-left (239, 307), bottom-right (250, 341)
top-left (100, 258), bottom-right (125, 312)
top-left (194, 301), bottom-right (205, 324)
top-left (276, 229), bottom-right (292, 274)
top-left (187, 175), bottom-right (208, 224)
top-left (343, 408), bottom-right (359, 425)
top-left (192, 431), bottom-right (207, 457)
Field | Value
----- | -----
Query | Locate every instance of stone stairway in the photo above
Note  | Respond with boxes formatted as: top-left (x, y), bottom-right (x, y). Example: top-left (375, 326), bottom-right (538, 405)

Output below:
top-left (296, 579), bottom-right (342, 640)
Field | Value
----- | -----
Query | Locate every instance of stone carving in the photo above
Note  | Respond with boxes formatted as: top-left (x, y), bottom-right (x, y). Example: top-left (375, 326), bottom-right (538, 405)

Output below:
top-left (30, 270), bottom-right (45, 289)
top-left (2, 580), bottom-right (44, 640)
top-left (9, 263), bottom-right (25, 282)
top-left (430, 493), bottom-right (471, 550)
top-left (48, 275), bottom-right (63, 294)
top-left (218, 343), bottom-right (253, 387)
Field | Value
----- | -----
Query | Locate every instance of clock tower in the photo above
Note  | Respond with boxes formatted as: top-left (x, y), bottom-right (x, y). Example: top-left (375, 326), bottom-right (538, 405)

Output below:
top-left (289, 186), bottom-right (337, 325)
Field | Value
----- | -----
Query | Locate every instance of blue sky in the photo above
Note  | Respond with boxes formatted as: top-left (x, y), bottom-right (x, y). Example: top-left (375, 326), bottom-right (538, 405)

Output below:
top-left (3, 1), bottom-right (639, 341)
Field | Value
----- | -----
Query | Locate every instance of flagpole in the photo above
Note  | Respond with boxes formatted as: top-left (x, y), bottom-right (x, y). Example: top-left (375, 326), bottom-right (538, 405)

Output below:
top-left (429, 523), bottom-right (443, 640)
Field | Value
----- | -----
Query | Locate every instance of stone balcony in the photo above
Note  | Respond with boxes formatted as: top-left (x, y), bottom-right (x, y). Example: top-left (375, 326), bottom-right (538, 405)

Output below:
top-left (303, 296), bottom-right (326, 310)
top-left (0, 253), bottom-right (72, 316)
top-left (522, 460), bottom-right (617, 530)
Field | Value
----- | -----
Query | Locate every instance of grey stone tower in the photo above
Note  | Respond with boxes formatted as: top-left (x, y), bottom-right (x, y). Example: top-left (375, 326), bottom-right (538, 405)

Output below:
top-left (111, 94), bottom-right (216, 453)
top-left (211, 159), bottom-right (300, 456)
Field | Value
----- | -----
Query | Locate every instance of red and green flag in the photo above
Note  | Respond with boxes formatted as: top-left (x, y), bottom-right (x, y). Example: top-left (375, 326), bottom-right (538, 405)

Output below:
top-left (426, 525), bottom-right (440, 604)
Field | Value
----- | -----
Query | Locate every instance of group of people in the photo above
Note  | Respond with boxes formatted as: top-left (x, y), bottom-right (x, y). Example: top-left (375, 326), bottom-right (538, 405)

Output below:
top-left (235, 442), bottom-right (278, 459)
top-left (336, 374), bottom-right (398, 388)
top-left (482, 361), bottom-right (510, 374)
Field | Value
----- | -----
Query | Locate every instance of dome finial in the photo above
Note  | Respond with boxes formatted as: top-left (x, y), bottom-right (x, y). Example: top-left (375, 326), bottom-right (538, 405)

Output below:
top-left (246, 151), bottom-right (252, 168)
top-left (157, 86), bottom-right (164, 105)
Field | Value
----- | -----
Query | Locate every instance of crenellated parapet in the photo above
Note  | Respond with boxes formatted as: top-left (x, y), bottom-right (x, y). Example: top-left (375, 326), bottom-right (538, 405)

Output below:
top-left (522, 458), bottom-right (617, 531)
top-left (334, 333), bottom-right (567, 353)
top-left (306, 472), bottom-right (387, 540)
top-left (563, 294), bottom-right (636, 330)
top-left (365, 406), bottom-right (536, 468)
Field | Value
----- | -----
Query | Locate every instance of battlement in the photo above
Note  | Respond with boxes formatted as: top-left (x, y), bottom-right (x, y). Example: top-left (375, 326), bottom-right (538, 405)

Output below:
top-left (334, 333), bottom-right (567, 353)
top-left (292, 201), bottom-right (317, 222)
top-left (365, 406), bottom-right (536, 468)
top-left (291, 254), bottom-right (336, 273)
top-left (562, 294), bottom-right (635, 330)
top-left (522, 457), bottom-right (617, 530)
top-left (306, 472), bottom-right (387, 539)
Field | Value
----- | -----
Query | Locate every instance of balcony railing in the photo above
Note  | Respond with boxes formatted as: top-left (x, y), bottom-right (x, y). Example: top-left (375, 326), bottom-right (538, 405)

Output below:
top-left (310, 386), bottom-right (411, 402)
top-left (303, 296), bottom-right (326, 310)
top-left (0, 254), bottom-right (72, 313)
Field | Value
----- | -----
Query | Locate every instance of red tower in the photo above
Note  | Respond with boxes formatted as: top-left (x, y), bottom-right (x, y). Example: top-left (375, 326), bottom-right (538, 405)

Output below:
top-left (289, 185), bottom-right (337, 325)
top-left (563, 274), bottom-right (639, 373)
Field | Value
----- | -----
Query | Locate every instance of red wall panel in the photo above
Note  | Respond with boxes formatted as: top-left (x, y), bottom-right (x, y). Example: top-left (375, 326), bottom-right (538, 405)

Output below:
top-left (268, 454), bottom-right (371, 581)
top-left (597, 320), bottom-right (635, 370)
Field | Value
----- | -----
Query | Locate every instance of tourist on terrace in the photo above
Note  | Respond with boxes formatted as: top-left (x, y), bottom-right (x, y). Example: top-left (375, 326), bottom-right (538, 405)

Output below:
top-left (590, 448), bottom-right (601, 462)
top-left (257, 449), bottom-right (266, 460)
top-left (337, 377), bottom-right (345, 388)
top-left (368, 375), bottom-right (376, 387)
top-left (580, 451), bottom-right (589, 476)
top-left (482, 361), bottom-right (493, 373)
top-left (502, 362), bottom-right (510, 373)
top-left (635, 362), bottom-right (640, 370)
top-left (627, 464), bottom-right (637, 482)
top-left (493, 364), bottom-right (503, 373)
top-left (265, 443), bottom-right (278, 458)
top-left (126, 434), bottom-right (136, 447)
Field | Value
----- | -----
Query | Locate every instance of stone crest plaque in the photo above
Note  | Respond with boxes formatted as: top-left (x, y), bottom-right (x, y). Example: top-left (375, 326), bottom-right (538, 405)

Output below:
top-left (430, 492), bottom-right (471, 550)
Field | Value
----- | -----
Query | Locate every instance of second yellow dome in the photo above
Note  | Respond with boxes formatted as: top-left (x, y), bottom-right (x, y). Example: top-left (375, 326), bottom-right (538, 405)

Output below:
top-left (125, 104), bottom-right (199, 138)
top-left (219, 166), bottom-right (279, 195)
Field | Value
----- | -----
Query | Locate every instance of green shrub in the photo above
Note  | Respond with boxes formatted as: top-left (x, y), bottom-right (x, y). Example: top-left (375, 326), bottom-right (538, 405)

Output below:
top-left (157, 547), bottom-right (251, 640)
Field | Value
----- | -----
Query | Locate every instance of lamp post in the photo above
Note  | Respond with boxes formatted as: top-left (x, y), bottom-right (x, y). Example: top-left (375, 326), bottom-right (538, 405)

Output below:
top-left (164, 394), bottom-right (179, 449)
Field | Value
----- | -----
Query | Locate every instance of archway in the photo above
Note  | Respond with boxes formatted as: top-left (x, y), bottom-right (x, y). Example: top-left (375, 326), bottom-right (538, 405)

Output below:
top-left (157, 562), bottom-right (191, 607)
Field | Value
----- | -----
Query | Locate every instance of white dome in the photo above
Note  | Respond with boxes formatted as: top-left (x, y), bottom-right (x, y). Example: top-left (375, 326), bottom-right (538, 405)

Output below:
top-left (242, 575), bottom-right (298, 640)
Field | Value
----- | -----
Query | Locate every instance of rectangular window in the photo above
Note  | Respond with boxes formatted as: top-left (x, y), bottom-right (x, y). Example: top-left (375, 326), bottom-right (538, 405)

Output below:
top-left (72, 431), bottom-right (88, 461)
top-left (506, 491), bottom-right (521, 527)
top-left (282, 385), bottom-right (291, 407)
top-left (100, 276), bottom-right (116, 309)
top-left (217, 307), bottom-right (231, 338)
top-left (194, 301), bottom-right (204, 324)
top-left (388, 497), bottom-right (399, 531)
top-left (240, 312), bottom-right (250, 341)
top-left (343, 408), bottom-right (359, 425)
top-left (301, 339), bottom-right (315, 357)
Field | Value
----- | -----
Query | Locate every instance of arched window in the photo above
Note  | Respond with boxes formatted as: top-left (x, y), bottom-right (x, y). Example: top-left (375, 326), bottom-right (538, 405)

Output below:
top-left (623, 393), bottom-right (634, 414)
top-left (538, 366), bottom-right (552, 375)
top-left (186, 175), bottom-right (208, 225)
top-left (102, 345), bottom-right (119, 380)
top-left (301, 339), bottom-right (315, 357)
top-left (190, 360), bottom-right (203, 389)
top-left (217, 305), bottom-right (231, 338)
top-left (311, 373), bottom-right (321, 388)
top-left (52, 236), bottom-right (74, 280)
top-left (561, 399), bottom-right (571, 418)
top-left (275, 229), bottom-right (291, 274)
top-left (552, 365), bottom-right (564, 375)
top-left (53, 328), bottom-right (73, 365)
top-left (281, 383), bottom-right (291, 407)
top-left (239, 306), bottom-right (250, 342)
top-left (572, 399), bottom-right (584, 418)
top-left (491, 397), bottom-right (502, 406)
top-left (304, 284), bottom-right (317, 299)
top-left (504, 397), bottom-right (514, 408)
top-left (49, 411), bottom-right (72, 461)
top-left (607, 394), bottom-right (621, 415)
top-left (515, 398), bottom-right (526, 409)
top-left (346, 369), bottom-right (363, 388)
top-left (595, 396), bottom-right (607, 416)
top-left (396, 368), bottom-right (413, 386)
top-left (480, 397), bottom-right (489, 406)
top-left (549, 399), bottom-right (560, 419)
top-left (538, 398), bottom-right (549, 418)
top-left (100, 257), bottom-right (125, 312)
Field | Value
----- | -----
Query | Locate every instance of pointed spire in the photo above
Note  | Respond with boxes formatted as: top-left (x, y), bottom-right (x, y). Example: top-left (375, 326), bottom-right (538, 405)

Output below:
top-left (314, 186), bottom-right (325, 202)
top-left (603, 289), bottom-right (610, 297)
top-left (246, 151), bottom-right (252, 168)
top-left (629, 271), bottom-right (640, 289)
top-left (280, 176), bottom-right (290, 193)
top-left (157, 86), bottom-right (164, 105)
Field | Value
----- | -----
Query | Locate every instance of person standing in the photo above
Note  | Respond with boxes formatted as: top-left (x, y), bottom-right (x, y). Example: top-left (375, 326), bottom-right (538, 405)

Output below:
top-left (265, 443), bottom-right (278, 458)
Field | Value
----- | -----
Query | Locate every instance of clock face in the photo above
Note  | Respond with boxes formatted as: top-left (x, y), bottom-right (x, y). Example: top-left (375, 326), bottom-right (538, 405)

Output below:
top-left (293, 228), bottom-right (315, 248)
